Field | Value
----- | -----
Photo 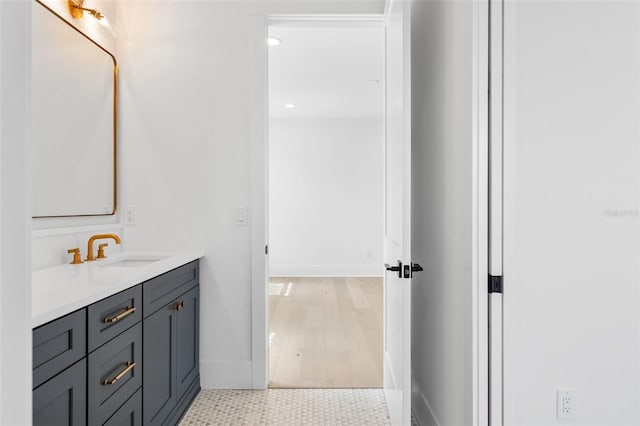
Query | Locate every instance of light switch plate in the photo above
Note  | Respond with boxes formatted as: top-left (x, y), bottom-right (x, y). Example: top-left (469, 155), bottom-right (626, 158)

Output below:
top-left (234, 207), bottom-right (248, 226)
top-left (124, 206), bottom-right (136, 226)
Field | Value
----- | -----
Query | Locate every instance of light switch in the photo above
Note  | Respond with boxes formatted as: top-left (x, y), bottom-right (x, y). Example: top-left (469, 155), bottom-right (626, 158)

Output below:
top-left (234, 207), bottom-right (248, 226)
top-left (124, 206), bottom-right (136, 226)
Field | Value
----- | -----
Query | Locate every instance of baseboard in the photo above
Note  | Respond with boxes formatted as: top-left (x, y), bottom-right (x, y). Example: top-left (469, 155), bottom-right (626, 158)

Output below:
top-left (411, 376), bottom-right (441, 426)
top-left (269, 264), bottom-right (383, 277)
top-left (200, 360), bottom-right (253, 389)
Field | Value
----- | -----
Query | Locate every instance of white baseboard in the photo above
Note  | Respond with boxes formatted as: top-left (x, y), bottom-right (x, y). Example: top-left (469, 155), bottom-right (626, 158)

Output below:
top-left (200, 360), bottom-right (254, 389)
top-left (411, 376), bottom-right (441, 426)
top-left (269, 264), bottom-right (383, 277)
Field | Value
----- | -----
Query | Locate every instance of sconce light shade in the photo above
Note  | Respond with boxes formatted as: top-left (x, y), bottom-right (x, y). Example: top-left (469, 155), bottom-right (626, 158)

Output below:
top-left (68, 0), bottom-right (90, 19)
top-left (67, 0), bottom-right (119, 37)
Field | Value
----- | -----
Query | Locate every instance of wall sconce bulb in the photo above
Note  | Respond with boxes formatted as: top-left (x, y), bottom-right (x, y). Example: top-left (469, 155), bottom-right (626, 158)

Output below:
top-left (67, 0), bottom-right (118, 37)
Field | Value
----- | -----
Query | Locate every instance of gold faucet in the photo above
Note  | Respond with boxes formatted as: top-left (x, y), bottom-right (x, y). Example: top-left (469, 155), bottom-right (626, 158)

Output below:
top-left (86, 234), bottom-right (121, 261)
top-left (67, 248), bottom-right (83, 264)
top-left (97, 243), bottom-right (109, 259)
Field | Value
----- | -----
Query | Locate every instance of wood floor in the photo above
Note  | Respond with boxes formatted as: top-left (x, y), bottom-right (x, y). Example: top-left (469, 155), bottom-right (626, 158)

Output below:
top-left (268, 277), bottom-right (383, 389)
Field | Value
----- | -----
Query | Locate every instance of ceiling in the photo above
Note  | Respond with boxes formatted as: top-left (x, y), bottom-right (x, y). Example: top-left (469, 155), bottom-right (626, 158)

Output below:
top-left (268, 24), bottom-right (384, 119)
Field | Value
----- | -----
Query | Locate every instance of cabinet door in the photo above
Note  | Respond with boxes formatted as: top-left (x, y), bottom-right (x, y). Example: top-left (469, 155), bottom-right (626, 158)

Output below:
top-left (33, 359), bottom-right (86, 426)
top-left (176, 286), bottom-right (199, 398)
top-left (143, 303), bottom-right (177, 426)
top-left (103, 388), bottom-right (142, 426)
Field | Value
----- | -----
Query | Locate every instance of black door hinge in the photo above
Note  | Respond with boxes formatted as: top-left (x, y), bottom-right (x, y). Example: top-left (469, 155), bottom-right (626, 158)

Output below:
top-left (489, 275), bottom-right (503, 293)
top-left (265, 245), bottom-right (269, 255)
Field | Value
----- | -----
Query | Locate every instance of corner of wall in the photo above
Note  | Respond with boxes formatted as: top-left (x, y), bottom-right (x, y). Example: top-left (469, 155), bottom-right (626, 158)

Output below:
top-left (411, 376), bottom-right (441, 426)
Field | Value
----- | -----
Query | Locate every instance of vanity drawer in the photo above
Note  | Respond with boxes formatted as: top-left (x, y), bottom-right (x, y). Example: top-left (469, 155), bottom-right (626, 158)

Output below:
top-left (88, 323), bottom-right (142, 426)
top-left (88, 285), bottom-right (142, 353)
top-left (143, 260), bottom-right (199, 317)
top-left (33, 308), bottom-right (86, 388)
top-left (103, 388), bottom-right (142, 426)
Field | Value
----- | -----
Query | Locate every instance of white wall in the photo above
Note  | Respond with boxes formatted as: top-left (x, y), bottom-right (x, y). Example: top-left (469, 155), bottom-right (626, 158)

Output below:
top-left (117, 0), bottom-right (385, 388)
top-left (0, 0), bottom-right (32, 423)
top-left (503, 2), bottom-right (640, 424)
top-left (410, 1), bottom-right (479, 425)
top-left (269, 118), bottom-right (383, 277)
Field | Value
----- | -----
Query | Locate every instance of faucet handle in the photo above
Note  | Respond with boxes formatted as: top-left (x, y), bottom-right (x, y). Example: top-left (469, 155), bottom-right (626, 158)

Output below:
top-left (97, 243), bottom-right (109, 259)
top-left (67, 248), bottom-right (84, 265)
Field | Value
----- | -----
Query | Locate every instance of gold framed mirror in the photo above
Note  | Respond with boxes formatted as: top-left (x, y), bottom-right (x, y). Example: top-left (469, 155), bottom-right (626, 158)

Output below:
top-left (32, 0), bottom-right (117, 218)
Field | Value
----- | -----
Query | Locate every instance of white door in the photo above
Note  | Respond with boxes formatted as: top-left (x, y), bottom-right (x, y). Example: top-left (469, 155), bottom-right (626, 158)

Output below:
top-left (383, 1), bottom-right (411, 424)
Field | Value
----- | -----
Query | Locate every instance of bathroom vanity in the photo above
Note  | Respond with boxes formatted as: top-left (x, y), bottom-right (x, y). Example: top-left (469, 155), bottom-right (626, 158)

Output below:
top-left (32, 253), bottom-right (201, 426)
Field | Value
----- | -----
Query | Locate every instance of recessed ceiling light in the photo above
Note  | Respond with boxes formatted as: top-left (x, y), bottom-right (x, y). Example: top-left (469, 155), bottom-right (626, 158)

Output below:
top-left (284, 103), bottom-right (296, 109)
top-left (267, 37), bottom-right (282, 46)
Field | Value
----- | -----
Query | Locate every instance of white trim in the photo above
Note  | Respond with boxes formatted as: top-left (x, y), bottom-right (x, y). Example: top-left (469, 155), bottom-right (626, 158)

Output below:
top-left (0, 0), bottom-right (32, 422)
top-left (251, 12), bottom-right (388, 392)
top-left (489, 0), bottom-right (504, 277)
top-left (475, 1), bottom-right (490, 426)
top-left (32, 222), bottom-right (124, 238)
top-left (200, 360), bottom-right (253, 390)
top-left (411, 376), bottom-right (442, 426)
top-left (488, 1), bottom-right (503, 424)
top-left (32, 216), bottom-right (121, 232)
top-left (249, 14), bottom-right (269, 390)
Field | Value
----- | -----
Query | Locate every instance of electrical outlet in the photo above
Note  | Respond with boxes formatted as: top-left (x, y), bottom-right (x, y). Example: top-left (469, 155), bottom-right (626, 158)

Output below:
top-left (557, 389), bottom-right (576, 419)
top-left (124, 206), bottom-right (136, 226)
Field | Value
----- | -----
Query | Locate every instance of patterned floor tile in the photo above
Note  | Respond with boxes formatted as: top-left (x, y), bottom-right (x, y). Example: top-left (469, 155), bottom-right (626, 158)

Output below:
top-left (179, 388), bottom-right (391, 425)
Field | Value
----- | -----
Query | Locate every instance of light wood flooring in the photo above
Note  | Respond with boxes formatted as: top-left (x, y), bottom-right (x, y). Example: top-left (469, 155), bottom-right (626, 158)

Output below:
top-left (268, 277), bottom-right (383, 389)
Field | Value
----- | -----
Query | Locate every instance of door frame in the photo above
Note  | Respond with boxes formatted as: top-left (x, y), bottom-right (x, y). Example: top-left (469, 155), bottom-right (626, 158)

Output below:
top-left (249, 13), bottom-right (386, 389)
top-left (249, 8), bottom-right (491, 426)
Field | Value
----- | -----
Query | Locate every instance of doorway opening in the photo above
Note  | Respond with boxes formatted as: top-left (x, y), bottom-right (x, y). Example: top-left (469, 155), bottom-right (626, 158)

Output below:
top-left (267, 20), bottom-right (385, 389)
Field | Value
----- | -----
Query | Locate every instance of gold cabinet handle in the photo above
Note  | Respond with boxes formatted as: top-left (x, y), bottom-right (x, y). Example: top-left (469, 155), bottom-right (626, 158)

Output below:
top-left (102, 361), bottom-right (135, 385)
top-left (173, 301), bottom-right (185, 311)
top-left (103, 306), bottom-right (136, 323)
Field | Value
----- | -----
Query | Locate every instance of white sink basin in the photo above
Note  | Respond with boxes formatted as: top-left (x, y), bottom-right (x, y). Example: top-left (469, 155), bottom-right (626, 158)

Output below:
top-left (98, 256), bottom-right (168, 268)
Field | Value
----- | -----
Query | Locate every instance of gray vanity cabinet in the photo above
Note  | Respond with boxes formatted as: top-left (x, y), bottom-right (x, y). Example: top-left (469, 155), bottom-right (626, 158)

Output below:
top-left (33, 359), bottom-right (87, 426)
top-left (33, 309), bottom-right (87, 426)
top-left (143, 261), bottom-right (200, 426)
top-left (33, 260), bottom-right (200, 426)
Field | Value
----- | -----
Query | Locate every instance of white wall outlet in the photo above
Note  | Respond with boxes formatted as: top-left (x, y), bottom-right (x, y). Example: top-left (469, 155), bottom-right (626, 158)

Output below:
top-left (557, 389), bottom-right (576, 419)
top-left (234, 207), bottom-right (248, 226)
top-left (124, 206), bottom-right (136, 226)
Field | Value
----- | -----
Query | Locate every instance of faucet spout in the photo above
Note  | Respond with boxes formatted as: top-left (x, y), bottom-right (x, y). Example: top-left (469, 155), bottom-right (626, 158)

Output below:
top-left (86, 233), bottom-right (121, 261)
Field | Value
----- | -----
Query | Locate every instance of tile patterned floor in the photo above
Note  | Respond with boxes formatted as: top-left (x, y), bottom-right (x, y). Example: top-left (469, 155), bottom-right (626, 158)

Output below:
top-left (179, 388), bottom-right (391, 425)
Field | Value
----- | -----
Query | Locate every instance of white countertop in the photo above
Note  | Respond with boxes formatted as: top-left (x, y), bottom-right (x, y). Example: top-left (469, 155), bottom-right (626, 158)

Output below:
top-left (32, 251), bottom-right (203, 328)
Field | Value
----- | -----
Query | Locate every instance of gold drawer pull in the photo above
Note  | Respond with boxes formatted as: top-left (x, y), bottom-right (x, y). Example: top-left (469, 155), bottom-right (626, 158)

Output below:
top-left (103, 306), bottom-right (136, 323)
top-left (102, 361), bottom-right (136, 385)
top-left (173, 301), bottom-right (186, 311)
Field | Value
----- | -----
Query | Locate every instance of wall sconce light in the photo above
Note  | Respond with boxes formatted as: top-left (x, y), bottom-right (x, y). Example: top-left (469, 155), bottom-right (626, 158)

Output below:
top-left (67, 0), bottom-right (119, 36)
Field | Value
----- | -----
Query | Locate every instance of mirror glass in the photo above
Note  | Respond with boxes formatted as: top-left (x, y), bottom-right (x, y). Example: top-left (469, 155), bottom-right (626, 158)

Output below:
top-left (32, 0), bottom-right (117, 217)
